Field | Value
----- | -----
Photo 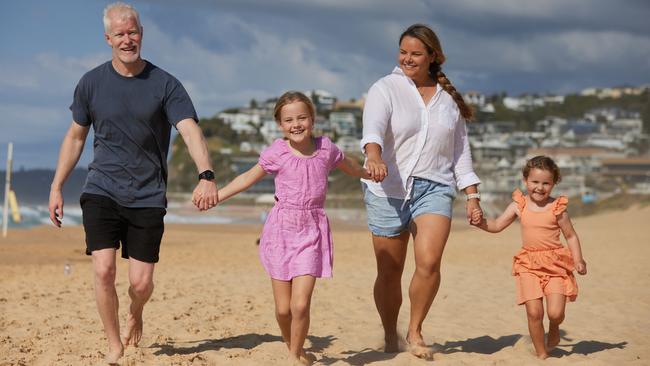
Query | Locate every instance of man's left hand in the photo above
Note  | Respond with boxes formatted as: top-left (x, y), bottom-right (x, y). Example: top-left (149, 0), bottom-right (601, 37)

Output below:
top-left (192, 180), bottom-right (218, 211)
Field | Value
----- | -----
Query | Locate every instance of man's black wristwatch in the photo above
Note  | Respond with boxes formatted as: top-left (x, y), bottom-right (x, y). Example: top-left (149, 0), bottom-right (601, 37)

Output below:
top-left (198, 170), bottom-right (215, 181)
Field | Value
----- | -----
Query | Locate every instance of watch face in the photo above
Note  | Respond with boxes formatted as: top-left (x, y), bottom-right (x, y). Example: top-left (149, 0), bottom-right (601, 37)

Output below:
top-left (199, 170), bottom-right (215, 180)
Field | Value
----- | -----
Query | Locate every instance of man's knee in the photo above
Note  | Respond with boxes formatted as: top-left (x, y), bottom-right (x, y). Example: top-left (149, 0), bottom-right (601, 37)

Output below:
top-left (129, 278), bottom-right (154, 298)
top-left (94, 263), bottom-right (117, 285)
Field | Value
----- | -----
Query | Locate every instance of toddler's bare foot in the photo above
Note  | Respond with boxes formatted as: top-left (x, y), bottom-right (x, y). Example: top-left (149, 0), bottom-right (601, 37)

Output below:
top-left (122, 312), bottom-right (143, 347)
top-left (406, 333), bottom-right (434, 360)
top-left (104, 345), bottom-right (124, 365)
top-left (547, 326), bottom-right (560, 350)
top-left (384, 333), bottom-right (399, 353)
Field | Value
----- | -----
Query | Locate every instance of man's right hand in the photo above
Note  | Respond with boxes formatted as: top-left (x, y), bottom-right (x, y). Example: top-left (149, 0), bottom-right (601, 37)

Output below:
top-left (49, 188), bottom-right (64, 227)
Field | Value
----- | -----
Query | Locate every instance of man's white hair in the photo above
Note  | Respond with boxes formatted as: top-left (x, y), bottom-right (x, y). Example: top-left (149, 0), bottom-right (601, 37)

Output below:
top-left (103, 2), bottom-right (141, 33)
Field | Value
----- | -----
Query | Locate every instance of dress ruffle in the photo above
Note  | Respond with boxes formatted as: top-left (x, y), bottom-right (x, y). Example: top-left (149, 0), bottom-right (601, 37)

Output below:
top-left (512, 246), bottom-right (578, 304)
top-left (553, 195), bottom-right (569, 216)
top-left (512, 189), bottom-right (526, 212)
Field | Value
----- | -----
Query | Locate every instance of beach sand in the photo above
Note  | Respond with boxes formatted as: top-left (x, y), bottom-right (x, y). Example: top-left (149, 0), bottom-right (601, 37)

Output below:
top-left (1, 206), bottom-right (649, 365)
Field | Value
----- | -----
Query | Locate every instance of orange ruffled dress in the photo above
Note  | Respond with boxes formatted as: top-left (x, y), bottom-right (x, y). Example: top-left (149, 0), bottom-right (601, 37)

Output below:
top-left (512, 189), bottom-right (578, 305)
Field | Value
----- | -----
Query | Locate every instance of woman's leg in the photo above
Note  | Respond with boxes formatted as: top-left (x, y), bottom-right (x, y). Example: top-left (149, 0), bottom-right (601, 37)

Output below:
top-left (288, 275), bottom-right (317, 361)
top-left (406, 214), bottom-right (450, 358)
top-left (545, 293), bottom-right (567, 351)
top-left (372, 231), bottom-right (409, 352)
top-left (524, 298), bottom-right (548, 359)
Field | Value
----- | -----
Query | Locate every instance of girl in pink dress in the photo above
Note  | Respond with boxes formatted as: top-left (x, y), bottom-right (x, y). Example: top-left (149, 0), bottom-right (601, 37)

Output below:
top-left (216, 91), bottom-right (371, 365)
top-left (471, 156), bottom-right (587, 359)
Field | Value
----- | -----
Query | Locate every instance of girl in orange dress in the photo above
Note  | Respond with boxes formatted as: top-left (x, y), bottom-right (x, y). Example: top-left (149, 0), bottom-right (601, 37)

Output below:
top-left (471, 156), bottom-right (587, 359)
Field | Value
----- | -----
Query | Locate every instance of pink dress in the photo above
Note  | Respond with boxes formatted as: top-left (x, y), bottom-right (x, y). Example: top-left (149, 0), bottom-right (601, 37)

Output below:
top-left (258, 136), bottom-right (344, 281)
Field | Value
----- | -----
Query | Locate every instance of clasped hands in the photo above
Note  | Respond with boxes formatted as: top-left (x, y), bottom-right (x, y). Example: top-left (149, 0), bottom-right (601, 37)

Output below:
top-left (191, 179), bottom-right (219, 211)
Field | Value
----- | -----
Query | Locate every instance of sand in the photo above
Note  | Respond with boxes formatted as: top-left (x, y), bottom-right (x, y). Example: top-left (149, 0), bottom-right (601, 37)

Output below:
top-left (1, 206), bottom-right (649, 365)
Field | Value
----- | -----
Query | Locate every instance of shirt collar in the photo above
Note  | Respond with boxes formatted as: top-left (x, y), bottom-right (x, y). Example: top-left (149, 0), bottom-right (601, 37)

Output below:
top-left (391, 66), bottom-right (404, 76)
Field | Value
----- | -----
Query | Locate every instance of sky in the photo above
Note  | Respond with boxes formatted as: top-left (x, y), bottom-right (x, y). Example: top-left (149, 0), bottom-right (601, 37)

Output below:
top-left (1, 0), bottom-right (649, 169)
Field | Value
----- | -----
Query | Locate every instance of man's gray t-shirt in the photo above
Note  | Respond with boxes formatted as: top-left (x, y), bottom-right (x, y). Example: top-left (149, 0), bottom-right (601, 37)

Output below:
top-left (70, 61), bottom-right (198, 208)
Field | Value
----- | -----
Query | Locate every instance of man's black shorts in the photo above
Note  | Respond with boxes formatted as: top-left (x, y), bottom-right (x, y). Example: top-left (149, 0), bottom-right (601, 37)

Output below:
top-left (80, 193), bottom-right (166, 263)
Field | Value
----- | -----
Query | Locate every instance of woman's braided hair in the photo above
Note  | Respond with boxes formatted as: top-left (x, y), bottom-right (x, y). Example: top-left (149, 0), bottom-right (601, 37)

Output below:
top-left (399, 24), bottom-right (474, 121)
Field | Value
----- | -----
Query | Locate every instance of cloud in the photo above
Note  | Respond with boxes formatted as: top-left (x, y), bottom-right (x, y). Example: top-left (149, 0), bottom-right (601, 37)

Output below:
top-left (2, 0), bottom-right (649, 169)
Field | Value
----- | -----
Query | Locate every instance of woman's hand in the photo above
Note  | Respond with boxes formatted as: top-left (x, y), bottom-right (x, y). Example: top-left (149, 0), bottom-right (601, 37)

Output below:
top-left (365, 157), bottom-right (387, 183)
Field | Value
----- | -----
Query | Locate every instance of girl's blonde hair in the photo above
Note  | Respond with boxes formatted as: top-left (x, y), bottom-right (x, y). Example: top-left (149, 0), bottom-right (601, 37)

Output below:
top-left (523, 155), bottom-right (562, 184)
top-left (399, 23), bottom-right (474, 121)
top-left (273, 91), bottom-right (316, 122)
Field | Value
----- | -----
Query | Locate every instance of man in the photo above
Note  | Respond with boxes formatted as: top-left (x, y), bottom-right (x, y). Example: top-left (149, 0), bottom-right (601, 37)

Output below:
top-left (48, 2), bottom-right (217, 363)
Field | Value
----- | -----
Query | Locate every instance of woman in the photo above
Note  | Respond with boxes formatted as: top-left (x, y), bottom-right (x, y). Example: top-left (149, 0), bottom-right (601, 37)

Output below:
top-left (361, 23), bottom-right (483, 359)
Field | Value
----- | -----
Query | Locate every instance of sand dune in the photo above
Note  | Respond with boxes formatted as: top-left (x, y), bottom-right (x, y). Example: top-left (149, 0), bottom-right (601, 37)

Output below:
top-left (1, 206), bottom-right (649, 365)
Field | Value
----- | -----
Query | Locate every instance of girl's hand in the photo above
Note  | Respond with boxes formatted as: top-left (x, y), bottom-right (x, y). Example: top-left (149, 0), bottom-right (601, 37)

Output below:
top-left (365, 157), bottom-right (387, 183)
top-left (470, 208), bottom-right (483, 226)
top-left (575, 259), bottom-right (587, 275)
top-left (466, 200), bottom-right (482, 225)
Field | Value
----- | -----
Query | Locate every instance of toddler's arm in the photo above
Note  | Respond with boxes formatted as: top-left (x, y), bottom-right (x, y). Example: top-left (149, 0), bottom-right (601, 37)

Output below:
top-left (558, 211), bottom-right (587, 275)
top-left (336, 156), bottom-right (372, 180)
top-left (217, 164), bottom-right (267, 203)
top-left (473, 202), bottom-right (518, 233)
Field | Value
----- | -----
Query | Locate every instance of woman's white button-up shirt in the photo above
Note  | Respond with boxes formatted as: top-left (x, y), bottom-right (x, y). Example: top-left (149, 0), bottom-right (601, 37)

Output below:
top-left (360, 67), bottom-right (480, 199)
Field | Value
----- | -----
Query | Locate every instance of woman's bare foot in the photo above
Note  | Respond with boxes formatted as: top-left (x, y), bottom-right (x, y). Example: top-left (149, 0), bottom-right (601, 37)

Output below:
top-left (287, 353), bottom-right (310, 365)
top-left (300, 349), bottom-right (316, 364)
top-left (384, 333), bottom-right (399, 353)
top-left (122, 312), bottom-right (143, 347)
top-left (104, 345), bottom-right (124, 365)
top-left (406, 333), bottom-right (434, 360)
top-left (536, 351), bottom-right (549, 360)
top-left (547, 325), bottom-right (560, 350)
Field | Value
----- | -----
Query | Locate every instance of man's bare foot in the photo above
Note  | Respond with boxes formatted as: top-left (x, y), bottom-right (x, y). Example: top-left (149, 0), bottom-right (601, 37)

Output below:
top-left (122, 312), bottom-right (143, 347)
top-left (547, 325), bottom-right (560, 350)
top-left (406, 333), bottom-right (434, 360)
top-left (384, 333), bottom-right (399, 353)
top-left (104, 346), bottom-right (124, 365)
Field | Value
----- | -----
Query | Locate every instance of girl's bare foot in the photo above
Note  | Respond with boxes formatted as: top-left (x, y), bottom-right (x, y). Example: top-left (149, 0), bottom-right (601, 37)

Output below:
top-left (122, 312), bottom-right (143, 347)
top-left (406, 333), bottom-right (434, 360)
top-left (547, 325), bottom-right (560, 350)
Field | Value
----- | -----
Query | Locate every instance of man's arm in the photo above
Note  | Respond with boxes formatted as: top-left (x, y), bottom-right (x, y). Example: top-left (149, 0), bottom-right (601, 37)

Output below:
top-left (176, 118), bottom-right (218, 211)
top-left (49, 122), bottom-right (90, 227)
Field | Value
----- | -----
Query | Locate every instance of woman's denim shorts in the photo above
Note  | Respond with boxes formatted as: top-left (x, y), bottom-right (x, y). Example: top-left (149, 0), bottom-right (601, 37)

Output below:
top-left (363, 178), bottom-right (456, 237)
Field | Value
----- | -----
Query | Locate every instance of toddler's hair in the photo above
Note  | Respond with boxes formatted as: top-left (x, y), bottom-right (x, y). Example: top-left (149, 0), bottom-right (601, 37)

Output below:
top-left (522, 155), bottom-right (561, 183)
top-left (273, 91), bottom-right (316, 122)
